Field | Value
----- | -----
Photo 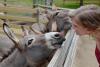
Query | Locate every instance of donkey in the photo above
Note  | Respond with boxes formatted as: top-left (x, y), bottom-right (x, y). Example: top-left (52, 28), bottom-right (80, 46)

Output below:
top-left (45, 10), bottom-right (72, 36)
top-left (0, 23), bottom-right (65, 67)
top-left (31, 9), bottom-right (73, 35)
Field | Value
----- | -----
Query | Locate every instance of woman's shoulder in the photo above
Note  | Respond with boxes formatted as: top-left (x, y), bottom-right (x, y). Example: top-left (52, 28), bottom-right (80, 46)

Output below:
top-left (95, 46), bottom-right (100, 65)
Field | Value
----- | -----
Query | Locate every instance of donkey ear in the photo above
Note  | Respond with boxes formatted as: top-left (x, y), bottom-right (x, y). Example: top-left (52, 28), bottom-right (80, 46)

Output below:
top-left (21, 25), bottom-right (29, 36)
top-left (51, 21), bottom-right (57, 32)
top-left (3, 23), bottom-right (22, 51)
top-left (29, 26), bottom-right (43, 35)
top-left (53, 12), bottom-right (59, 17)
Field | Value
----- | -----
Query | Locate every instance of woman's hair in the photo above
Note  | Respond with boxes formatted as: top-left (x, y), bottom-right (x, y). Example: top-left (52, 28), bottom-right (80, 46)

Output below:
top-left (73, 4), bottom-right (100, 31)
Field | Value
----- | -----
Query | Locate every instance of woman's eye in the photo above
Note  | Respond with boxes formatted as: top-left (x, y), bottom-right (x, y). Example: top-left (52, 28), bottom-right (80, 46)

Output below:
top-left (28, 39), bottom-right (33, 45)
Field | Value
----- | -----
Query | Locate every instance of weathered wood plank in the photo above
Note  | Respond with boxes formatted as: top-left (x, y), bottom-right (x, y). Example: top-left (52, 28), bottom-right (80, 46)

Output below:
top-left (0, 14), bottom-right (36, 22)
top-left (48, 29), bottom-right (75, 67)
top-left (64, 34), bottom-right (79, 67)
top-left (0, 6), bottom-right (36, 14)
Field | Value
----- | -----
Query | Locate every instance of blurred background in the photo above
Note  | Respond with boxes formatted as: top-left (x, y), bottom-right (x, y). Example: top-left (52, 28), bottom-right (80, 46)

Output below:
top-left (0, 0), bottom-right (100, 9)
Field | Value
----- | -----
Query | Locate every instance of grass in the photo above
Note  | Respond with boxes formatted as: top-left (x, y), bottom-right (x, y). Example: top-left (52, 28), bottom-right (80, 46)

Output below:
top-left (54, 0), bottom-right (80, 8)
top-left (57, 2), bottom-right (80, 8)
top-left (54, 0), bottom-right (100, 8)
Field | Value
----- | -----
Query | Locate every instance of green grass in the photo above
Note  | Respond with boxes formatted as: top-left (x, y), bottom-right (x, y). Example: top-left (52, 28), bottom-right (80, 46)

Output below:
top-left (54, 1), bottom-right (80, 9)
top-left (62, 3), bottom-right (80, 9)
top-left (55, 0), bottom-right (100, 8)
top-left (54, 0), bottom-right (100, 8)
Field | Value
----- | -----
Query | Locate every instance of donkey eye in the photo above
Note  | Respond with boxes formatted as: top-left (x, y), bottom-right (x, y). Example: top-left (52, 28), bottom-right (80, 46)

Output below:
top-left (28, 39), bottom-right (33, 45)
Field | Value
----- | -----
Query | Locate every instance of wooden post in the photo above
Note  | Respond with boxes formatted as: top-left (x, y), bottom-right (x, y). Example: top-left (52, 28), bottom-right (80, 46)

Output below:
top-left (48, 30), bottom-right (79, 67)
top-left (32, 0), bottom-right (37, 8)
top-left (80, 0), bottom-right (83, 6)
top-left (4, 0), bottom-right (7, 22)
top-left (63, 0), bottom-right (66, 6)
top-left (45, 0), bottom-right (53, 6)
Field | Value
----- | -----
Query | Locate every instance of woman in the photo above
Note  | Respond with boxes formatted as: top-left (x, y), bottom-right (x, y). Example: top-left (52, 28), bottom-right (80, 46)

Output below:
top-left (72, 5), bottom-right (100, 66)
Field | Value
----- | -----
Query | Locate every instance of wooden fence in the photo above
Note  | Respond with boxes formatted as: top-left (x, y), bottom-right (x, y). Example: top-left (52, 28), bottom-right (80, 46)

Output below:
top-left (0, 4), bottom-right (37, 23)
top-left (0, 3), bottom-right (79, 67)
top-left (48, 30), bottom-right (79, 67)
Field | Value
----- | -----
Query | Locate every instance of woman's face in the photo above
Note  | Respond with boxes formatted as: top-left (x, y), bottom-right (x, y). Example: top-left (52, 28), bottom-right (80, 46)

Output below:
top-left (72, 17), bottom-right (90, 36)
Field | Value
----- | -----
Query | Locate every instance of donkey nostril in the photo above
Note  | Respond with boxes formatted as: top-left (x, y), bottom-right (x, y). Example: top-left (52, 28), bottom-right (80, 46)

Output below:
top-left (63, 38), bottom-right (66, 41)
top-left (55, 34), bottom-right (60, 37)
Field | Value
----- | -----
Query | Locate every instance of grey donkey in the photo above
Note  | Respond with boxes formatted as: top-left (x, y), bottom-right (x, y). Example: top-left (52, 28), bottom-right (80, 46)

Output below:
top-left (0, 23), bottom-right (65, 67)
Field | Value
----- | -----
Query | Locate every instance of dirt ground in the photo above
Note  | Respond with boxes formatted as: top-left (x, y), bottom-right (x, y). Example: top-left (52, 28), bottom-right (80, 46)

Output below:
top-left (72, 35), bottom-right (99, 67)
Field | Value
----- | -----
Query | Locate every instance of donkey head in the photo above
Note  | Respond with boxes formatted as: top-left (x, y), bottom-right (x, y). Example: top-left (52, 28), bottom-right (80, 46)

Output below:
top-left (3, 23), bottom-right (65, 66)
top-left (46, 10), bottom-right (72, 36)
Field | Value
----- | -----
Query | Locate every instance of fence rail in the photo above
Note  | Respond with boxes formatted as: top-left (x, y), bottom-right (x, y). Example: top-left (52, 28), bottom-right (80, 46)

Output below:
top-left (0, 3), bottom-right (38, 23)
top-left (48, 30), bottom-right (79, 67)
top-left (0, 14), bottom-right (36, 22)
top-left (0, 2), bottom-right (79, 67)
top-left (0, 3), bottom-right (75, 24)
top-left (0, 6), bottom-right (36, 14)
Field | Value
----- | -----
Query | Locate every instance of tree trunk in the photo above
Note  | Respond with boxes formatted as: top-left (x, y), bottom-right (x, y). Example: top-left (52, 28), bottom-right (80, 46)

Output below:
top-left (80, 0), bottom-right (83, 6)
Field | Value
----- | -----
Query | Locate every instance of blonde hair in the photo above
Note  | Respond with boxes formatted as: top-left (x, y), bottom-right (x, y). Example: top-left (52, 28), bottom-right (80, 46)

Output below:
top-left (73, 4), bottom-right (100, 31)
